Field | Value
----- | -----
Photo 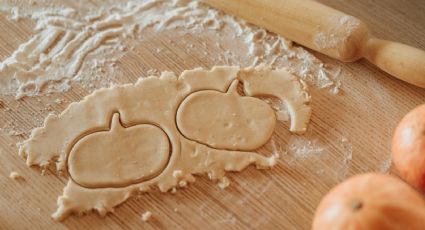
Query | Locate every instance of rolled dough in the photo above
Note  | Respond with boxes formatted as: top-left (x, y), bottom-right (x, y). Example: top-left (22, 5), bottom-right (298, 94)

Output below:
top-left (18, 65), bottom-right (311, 220)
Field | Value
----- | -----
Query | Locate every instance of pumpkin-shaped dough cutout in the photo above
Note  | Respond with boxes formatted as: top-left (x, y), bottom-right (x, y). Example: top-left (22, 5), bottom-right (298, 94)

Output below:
top-left (177, 80), bottom-right (276, 151)
top-left (68, 113), bottom-right (170, 188)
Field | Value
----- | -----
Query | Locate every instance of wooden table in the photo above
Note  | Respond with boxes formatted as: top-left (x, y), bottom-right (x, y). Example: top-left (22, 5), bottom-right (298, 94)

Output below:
top-left (0, 0), bottom-right (424, 229)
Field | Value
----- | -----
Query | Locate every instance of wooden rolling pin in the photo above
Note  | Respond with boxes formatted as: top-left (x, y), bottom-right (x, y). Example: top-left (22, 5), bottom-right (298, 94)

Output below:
top-left (203, 0), bottom-right (425, 88)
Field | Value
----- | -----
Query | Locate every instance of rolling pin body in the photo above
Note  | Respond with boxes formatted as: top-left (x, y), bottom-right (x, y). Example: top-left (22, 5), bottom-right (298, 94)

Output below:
top-left (203, 0), bottom-right (425, 88)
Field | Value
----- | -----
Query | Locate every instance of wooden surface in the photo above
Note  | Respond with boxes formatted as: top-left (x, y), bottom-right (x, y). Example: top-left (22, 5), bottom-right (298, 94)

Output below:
top-left (0, 0), bottom-right (424, 229)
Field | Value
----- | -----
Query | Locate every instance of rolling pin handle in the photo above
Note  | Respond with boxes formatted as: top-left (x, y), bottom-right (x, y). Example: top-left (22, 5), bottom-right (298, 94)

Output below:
top-left (363, 38), bottom-right (425, 88)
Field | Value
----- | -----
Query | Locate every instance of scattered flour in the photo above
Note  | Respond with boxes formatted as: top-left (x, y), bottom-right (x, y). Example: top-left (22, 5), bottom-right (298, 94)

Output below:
top-left (335, 135), bottom-right (353, 179)
top-left (270, 129), bottom-right (353, 181)
top-left (313, 15), bottom-right (361, 50)
top-left (339, 136), bottom-right (353, 164)
top-left (0, 0), bottom-right (342, 99)
top-left (287, 136), bottom-right (326, 159)
top-left (379, 156), bottom-right (392, 173)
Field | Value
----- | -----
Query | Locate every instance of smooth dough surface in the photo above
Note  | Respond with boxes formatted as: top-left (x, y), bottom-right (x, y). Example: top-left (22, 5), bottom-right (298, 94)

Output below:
top-left (176, 80), bottom-right (276, 151)
top-left (18, 65), bottom-right (311, 221)
top-left (68, 113), bottom-right (170, 188)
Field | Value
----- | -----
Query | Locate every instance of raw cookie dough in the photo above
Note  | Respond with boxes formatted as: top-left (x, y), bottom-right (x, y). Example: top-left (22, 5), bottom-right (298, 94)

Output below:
top-left (68, 113), bottom-right (170, 188)
top-left (9, 171), bottom-right (24, 180)
top-left (18, 66), bottom-right (311, 221)
top-left (177, 80), bottom-right (276, 151)
top-left (141, 211), bottom-right (152, 222)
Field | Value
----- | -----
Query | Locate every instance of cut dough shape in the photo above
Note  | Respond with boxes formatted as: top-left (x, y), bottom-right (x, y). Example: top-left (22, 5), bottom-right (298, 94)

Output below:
top-left (68, 113), bottom-right (170, 188)
top-left (18, 66), bottom-right (311, 221)
top-left (177, 80), bottom-right (276, 151)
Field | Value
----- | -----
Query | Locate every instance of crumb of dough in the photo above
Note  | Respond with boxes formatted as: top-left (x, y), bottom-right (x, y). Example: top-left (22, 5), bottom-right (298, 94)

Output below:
top-left (178, 180), bottom-right (187, 188)
top-left (141, 211), bottom-right (152, 222)
top-left (217, 176), bottom-right (230, 189)
top-left (9, 171), bottom-right (24, 180)
top-left (172, 170), bottom-right (183, 179)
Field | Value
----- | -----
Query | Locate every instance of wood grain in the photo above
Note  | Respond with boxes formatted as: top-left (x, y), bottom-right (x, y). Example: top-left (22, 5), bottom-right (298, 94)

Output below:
top-left (0, 0), bottom-right (424, 229)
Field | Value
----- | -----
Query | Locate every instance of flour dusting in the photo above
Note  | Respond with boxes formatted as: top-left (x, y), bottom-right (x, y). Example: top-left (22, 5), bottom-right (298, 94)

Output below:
top-left (269, 129), bottom-right (354, 181)
top-left (287, 136), bottom-right (325, 159)
top-left (0, 0), bottom-right (342, 99)
top-left (379, 156), bottom-right (392, 173)
top-left (313, 15), bottom-right (361, 50)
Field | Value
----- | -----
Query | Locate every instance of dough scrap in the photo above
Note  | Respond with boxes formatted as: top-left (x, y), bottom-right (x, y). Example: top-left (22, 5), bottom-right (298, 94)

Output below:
top-left (141, 211), bottom-right (152, 222)
top-left (18, 66), bottom-right (311, 220)
top-left (239, 66), bottom-right (311, 133)
top-left (9, 171), bottom-right (24, 180)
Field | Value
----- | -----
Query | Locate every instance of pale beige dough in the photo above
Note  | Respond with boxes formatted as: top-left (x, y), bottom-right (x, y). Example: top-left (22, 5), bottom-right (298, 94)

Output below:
top-left (141, 211), bottom-right (152, 222)
top-left (239, 67), bottom-right (311, 133)
top-left (68, 113), bottom-right (170, 188)
top-left (9, 171), bottom-right (24, 180)
top-left (177, 80), bottom-right (276, 151)
top-left (18, 66), bottom-right (311, 221)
